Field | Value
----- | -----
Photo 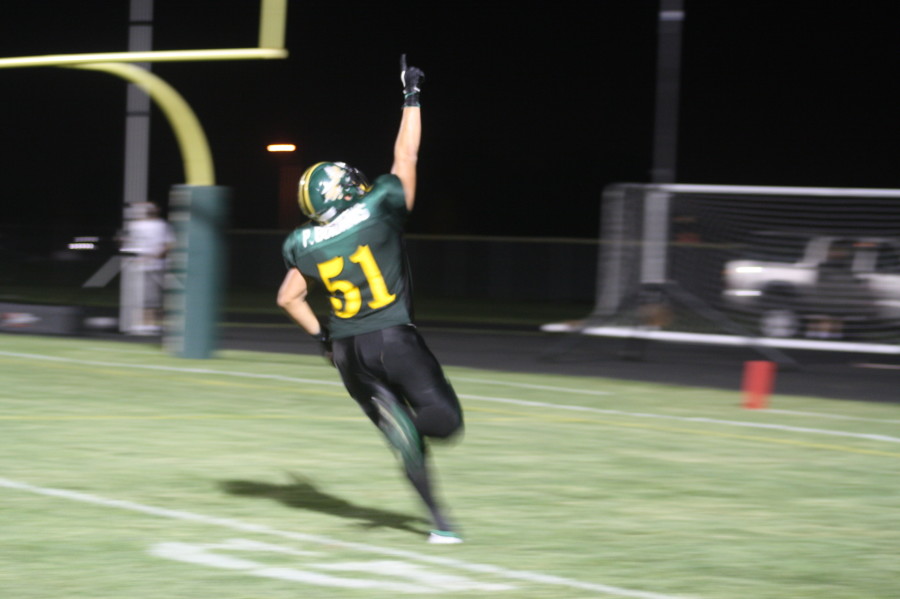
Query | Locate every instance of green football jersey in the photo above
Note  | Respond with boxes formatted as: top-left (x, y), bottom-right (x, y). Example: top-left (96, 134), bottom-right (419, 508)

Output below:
top-left (282, 174), bottom-right (414, 339)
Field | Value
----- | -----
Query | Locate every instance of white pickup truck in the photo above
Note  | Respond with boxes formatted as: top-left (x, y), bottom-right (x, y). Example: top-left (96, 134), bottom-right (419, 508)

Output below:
top-left (721, 233), bottom-right (900, 338)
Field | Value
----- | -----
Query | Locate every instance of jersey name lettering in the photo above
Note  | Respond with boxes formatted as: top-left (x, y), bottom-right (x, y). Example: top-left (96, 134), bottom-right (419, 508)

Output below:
top-left (301, 204), bottom-right (372, 248)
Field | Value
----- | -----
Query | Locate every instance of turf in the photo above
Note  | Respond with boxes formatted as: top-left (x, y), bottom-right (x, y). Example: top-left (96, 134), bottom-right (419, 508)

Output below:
top-left (1, 334), bottom-right (898, 598)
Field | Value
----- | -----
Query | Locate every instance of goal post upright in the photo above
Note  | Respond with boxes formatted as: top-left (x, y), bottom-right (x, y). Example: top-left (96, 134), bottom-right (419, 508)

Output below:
top-left (0, 0), bottom-right (290, 358)
top-left (641, 189), bottom-right (672, 286)
top-left (592, 183), bottom-right (674, 317)
top-left (593, 184), bottom-right (631, 318)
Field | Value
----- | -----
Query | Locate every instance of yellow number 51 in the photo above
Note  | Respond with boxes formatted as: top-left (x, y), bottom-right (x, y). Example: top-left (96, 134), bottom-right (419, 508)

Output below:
top-left (316, 245), bottom-right (397, 318)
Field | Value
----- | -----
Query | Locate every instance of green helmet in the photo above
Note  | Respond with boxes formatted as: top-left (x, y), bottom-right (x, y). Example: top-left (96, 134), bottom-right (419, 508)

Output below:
top-left (297, 161), bottom-right (371, 224)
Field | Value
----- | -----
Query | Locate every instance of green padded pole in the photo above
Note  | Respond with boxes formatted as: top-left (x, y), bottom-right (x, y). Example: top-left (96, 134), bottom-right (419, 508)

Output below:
top-left (164, 185), bottom-right (230, 359)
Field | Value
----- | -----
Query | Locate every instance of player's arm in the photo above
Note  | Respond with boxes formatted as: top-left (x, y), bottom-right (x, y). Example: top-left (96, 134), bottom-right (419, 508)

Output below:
top-left (277, 267), bottom-right (333, 360)
top-left (391, 54), bottom-right (423, 212)
top-left (277, 268), bottom-right (320, 334)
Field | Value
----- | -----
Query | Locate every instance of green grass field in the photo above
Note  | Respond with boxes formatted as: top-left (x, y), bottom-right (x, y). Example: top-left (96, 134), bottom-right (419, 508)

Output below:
top-left (1, 333), bottom-right (899, 598)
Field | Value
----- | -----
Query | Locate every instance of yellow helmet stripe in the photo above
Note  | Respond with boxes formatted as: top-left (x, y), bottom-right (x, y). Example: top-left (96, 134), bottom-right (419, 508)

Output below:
top-left (298, 161), bottom-right (327, 217)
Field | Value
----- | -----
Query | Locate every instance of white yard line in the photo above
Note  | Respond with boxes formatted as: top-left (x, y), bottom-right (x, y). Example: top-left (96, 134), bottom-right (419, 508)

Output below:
top-left (765, 409), bottom-right (900, 424)
top-left (853, 362), bottom-right (900, 371)
top-left (2, 350), bottom-right (898, 444)
top-left (453, 376), bottom-right (611, 396)
top-left (458, 394), bottom-right (900, 444)
top-left (0, 476), bottom-right (687, 599)
top-left (0, 350), bottom-right (345, 387)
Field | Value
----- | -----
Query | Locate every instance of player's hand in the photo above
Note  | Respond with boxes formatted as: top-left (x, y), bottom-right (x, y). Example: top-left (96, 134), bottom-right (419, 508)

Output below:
top-left (400, 54), bottom-right (424, 107)
top-left (311, 325), bottom-right (334, 366)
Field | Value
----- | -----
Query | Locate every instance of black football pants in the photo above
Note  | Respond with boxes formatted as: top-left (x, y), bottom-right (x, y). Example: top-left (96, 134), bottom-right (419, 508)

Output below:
top-left (332, 324), bottom-right (463, 440)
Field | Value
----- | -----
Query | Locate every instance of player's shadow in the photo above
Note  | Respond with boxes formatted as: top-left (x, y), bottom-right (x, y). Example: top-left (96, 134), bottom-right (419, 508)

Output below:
top-left (218, 474), bottom-right (428, 535)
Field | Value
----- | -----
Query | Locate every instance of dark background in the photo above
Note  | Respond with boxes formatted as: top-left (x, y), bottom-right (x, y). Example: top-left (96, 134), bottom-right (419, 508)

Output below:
top-left (2, 0), bottom-right (898, 239)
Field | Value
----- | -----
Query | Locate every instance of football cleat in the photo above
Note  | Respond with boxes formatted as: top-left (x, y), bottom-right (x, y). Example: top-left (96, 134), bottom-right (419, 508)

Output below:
top-left (428, 530), bottom-right (463, 544)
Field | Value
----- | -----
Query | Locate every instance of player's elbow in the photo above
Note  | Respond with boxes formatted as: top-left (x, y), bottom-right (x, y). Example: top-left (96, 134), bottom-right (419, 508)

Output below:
top-left (277, 270), bottom-right (308, 310)
top-left (276, 289), bottom-right (299, 311)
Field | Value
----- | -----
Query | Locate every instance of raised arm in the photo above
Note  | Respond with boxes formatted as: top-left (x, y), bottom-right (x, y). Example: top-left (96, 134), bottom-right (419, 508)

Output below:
top-left (391, 54), bottom-right (424, 211)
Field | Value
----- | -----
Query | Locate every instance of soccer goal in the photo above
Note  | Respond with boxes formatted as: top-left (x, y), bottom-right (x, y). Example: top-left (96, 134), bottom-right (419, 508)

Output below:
top-left (545, 183), bottom-right (900, 356)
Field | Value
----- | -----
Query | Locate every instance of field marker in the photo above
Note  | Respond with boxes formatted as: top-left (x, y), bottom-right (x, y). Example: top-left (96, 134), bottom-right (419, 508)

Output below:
top-left (2, 349), bottom-right (898, 445)
top-left (0, 476), bottom-right (688, 599)
top-left (741, 361), bottom-right (776, 410)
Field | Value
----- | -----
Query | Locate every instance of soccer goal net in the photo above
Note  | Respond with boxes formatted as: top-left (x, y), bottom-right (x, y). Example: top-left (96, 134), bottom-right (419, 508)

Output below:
top-left (553, 183), bottom-right (900, 354)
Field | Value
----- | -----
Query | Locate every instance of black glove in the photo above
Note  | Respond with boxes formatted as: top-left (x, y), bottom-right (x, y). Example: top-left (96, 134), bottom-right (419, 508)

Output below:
top-left (400, 53), bottom-right (424, 107)
top-left (311, 324), bottom-right (334, 365)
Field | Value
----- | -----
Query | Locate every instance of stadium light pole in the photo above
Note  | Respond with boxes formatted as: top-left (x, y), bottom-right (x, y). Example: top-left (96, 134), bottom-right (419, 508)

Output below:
top-left (267, 143), bottom-right (302, 230)
top-left (638, 0), bottom-right (686, 355)
top-left (119, 0), bottom-right (154, 336)
top-left (651, 0), bottom-right (685, 184)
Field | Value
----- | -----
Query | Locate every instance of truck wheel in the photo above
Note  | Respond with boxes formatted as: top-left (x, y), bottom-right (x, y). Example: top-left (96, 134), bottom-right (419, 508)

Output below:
top-left (759, 308), bottom-right (800, 338)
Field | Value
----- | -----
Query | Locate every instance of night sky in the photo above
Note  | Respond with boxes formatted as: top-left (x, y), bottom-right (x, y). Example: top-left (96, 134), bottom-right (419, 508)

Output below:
top-left (2, 1), bottom-right (898, 239)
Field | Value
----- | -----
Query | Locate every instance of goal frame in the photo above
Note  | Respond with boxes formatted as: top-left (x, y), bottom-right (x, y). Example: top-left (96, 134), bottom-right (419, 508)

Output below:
top-left (582, 182), bottom-right (900, 356)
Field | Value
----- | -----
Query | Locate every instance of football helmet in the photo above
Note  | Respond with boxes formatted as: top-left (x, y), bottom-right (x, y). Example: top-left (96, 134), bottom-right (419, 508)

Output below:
top-left (297, 161), bottom-right (371, 224)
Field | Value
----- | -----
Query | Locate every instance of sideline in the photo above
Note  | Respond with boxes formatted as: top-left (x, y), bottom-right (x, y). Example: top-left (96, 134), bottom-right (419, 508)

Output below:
top-left (1, 349), bottom-right (898, 445)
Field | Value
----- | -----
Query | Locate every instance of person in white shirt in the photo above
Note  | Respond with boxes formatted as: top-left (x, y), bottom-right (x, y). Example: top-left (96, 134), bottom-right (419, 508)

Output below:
top-left (120, 201), bottom-right (175, 334)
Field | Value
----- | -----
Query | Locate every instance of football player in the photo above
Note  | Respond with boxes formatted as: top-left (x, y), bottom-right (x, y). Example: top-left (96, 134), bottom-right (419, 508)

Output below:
top-left (278, 55), bottom-right (465, 544)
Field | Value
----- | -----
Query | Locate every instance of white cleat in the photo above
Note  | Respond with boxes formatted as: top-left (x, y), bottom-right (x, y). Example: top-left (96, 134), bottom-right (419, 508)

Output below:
top-left (428, 530), bottom-right (463, 544)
